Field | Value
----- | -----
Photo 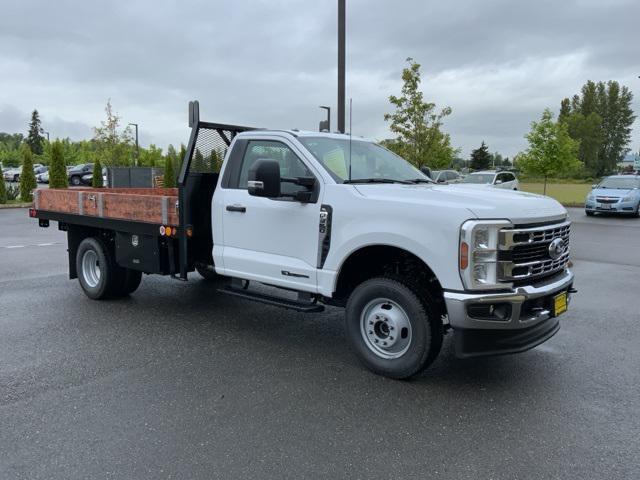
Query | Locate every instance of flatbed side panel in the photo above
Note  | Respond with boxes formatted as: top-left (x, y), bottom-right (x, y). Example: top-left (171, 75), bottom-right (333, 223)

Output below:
top-left (37, 188), bottom-right (178, 225)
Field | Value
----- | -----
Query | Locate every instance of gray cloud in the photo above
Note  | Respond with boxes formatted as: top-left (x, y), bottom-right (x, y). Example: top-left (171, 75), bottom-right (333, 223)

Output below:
top-left (0, 0), bottom-right (638, 158)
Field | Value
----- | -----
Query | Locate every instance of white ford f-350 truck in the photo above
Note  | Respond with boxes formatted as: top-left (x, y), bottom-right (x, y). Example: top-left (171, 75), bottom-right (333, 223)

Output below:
top-left (32, 102), bottom-right (575, 379)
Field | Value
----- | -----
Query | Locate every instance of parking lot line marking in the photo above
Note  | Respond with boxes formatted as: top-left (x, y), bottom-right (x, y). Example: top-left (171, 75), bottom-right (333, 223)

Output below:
top-left (1, 242), bottom-right (61, 249)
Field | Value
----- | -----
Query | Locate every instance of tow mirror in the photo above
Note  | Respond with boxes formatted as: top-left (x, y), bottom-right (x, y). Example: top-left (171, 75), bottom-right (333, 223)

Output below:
top-left (248, 159), bottom-right (281, 198)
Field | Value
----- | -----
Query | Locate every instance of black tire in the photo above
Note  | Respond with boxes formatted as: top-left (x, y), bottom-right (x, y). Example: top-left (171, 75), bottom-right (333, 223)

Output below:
top-left (345, 277), bottom-right (443, 379)
top-left (111, 268), bottom-right (143, 297)
top-left (196, 263), bottom-right (219, 281)
top-left (76, 237), bottom-right (121, 300)
top-left (585, 210), bottom-right (595, 217)
top-left (70, 175), bottom-right (81, 186)
top-left (13, 174), bottom-right (19, 182)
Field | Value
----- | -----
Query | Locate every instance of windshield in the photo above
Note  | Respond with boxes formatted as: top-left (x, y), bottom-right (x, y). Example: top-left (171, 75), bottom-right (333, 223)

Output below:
top-left (598, 177), bottom-right (640, 189)
top-left (462, 173), bottom-right (494, 184)
top-left (297, 137), bottom-right (430, 183)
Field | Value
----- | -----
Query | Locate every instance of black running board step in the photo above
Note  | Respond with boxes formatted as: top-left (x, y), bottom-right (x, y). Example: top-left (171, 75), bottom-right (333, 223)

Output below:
top-left (219, 286), bottom-right (325, 313)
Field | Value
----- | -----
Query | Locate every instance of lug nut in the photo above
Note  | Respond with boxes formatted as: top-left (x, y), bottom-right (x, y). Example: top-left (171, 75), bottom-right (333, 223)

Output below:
top-left (368, 330), bottom-right (373, 335)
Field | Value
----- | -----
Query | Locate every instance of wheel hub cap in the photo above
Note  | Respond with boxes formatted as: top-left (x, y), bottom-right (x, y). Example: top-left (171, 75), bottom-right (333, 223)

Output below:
top-left (82, 250), bottom-right (101, 288)
top-left (360, 298), bottom-right (412, 359)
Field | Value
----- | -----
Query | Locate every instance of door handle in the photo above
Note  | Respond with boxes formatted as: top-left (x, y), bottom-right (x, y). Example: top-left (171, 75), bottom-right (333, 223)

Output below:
top-left (226, 204), bottom-right (246, 213)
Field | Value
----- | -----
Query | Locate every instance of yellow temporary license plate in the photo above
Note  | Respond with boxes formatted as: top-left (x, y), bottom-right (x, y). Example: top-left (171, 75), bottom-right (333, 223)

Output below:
top-left (553, 292), bottom-right (568, 316)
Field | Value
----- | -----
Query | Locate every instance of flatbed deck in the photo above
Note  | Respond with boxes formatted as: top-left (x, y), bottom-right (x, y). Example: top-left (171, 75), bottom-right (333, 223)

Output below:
top-left (34, 187), bottom-right (179, 226)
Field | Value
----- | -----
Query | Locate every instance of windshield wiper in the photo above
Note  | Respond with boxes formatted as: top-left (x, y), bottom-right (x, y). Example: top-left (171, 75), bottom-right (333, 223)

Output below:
top-left (343, 178), bottom-right (412, 184)
top-left (407, 178), bottom-right (434, 184)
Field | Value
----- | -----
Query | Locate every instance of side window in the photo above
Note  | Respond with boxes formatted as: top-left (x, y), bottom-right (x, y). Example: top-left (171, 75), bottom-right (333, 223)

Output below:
top-left (506, 173), bottom-right (515, 182)
top-left (236, 140), bottom-right (313, 195)
top-left (495, 173), bottom-right (505, 183)
top-left (445, 171), bottom-right (457, 181)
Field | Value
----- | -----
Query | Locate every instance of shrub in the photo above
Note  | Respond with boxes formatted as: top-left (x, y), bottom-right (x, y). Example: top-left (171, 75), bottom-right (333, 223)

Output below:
top-left (49, 140), bottom-right (67, 189)
top-left (6, 183), bottom-right (20, 201)
top-left (163, 155), bottom-right (175, 188)
top-left (19, 145), bottom-right (37, 202)
top-left (0, 179), bottom-right (7, 204)
top-left (92, 158), bottom-right (103, 187)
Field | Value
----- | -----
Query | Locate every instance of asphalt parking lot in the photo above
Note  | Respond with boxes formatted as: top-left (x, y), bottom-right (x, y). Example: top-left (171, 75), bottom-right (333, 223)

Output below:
top-left (1, 207), bottom-right (639, 479)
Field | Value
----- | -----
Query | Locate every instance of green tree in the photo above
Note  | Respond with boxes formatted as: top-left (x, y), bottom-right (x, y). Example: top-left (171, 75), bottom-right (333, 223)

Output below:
top-left (518, 109), bottom-right (580, 194)
top-left (93, 100), bottom-right (133, 167)
top-left (49, 140), bottom-right (68, 189)
top-left (26, 110), bottom-right (45, 155)
top-left (19, 145), bottom-right (37, 202)
top-left (92, 157), bottom-right (103, 187)
top-left (192, 149), bottom-right (205, 172)
top-left (177, 144), bottom-right (186, 177)
top-left (565, 80), bottom-right (635, 175)
top-left (383, 57), bottom-right (457, 169)
top-left (0, 175), bottom-right (7, 204)
top-left (470, 141), bottom-right (491, 170)
top-left (163, 155), bottom-right (176, 188)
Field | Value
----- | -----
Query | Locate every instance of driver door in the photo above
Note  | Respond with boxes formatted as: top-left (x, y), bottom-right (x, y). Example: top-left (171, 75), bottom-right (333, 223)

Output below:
top-left (217, 138), bottom-right (323, 291)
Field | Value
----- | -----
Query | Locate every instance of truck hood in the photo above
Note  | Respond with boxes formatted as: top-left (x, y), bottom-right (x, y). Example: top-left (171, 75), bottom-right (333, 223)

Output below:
top-left (353, 184), bottom-right (567, 224)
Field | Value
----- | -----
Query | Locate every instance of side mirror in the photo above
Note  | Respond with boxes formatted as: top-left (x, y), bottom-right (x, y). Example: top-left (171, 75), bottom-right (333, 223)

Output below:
top-left (248, 159), bottom-right (281, 198)
top-left (592, 184), bottom-right (598, 188)
top-left (495, 180), bottom-right (503, 185)
top-left (437, 178), bottom-right (446, 183)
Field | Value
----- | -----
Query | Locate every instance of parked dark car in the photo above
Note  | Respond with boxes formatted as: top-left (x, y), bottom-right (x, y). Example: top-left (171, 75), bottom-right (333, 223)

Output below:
top-left (68, 163), bottom-right (94, 186)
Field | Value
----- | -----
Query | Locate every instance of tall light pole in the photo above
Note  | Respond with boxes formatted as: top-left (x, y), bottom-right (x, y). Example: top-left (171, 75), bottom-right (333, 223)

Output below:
top-left (337, 0), bottom-right (346, 133)
top-left (128, 123), bottom-right (139, 166)
top-left (42, 131), bottom-right (50, 142)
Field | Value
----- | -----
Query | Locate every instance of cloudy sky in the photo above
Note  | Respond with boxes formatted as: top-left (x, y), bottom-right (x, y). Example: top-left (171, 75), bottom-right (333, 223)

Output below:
top-left (1, 0), bottom-right (638, 159)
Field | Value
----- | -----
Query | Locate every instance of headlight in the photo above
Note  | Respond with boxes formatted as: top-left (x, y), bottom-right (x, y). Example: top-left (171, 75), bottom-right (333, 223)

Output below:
top-left (622, 195), bottom-right (634, 202)
top-left (459, 219), bottom-right (512, 290)
top-left (586, 194), bottom-right (594, 201)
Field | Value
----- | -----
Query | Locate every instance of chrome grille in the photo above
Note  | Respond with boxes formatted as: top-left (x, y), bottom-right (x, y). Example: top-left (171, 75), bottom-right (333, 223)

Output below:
top-left (498, 220), bottom-right (570, 282)
top-left (595, 197), bottom-right (619, 204)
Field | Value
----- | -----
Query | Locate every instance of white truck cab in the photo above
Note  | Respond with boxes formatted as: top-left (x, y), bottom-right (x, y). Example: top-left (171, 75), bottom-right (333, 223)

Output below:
top-left (211, 128), bottom-right (574, 378)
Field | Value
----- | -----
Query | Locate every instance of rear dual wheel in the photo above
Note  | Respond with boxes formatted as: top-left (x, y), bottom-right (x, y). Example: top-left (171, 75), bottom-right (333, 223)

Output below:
top-left (76, 237), bottom-right (142, 299)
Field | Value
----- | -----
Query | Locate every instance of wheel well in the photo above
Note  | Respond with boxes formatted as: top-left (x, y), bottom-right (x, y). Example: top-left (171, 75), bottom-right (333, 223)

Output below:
top-left (333, 245), bottom-right (445, 313)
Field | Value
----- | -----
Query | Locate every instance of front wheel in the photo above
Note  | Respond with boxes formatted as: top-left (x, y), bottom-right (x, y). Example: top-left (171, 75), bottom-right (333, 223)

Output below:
top-left (70, 176), bottom-right (81, 186)
top-left (345, 277), bottom-right (443, 379)
top-left (586, 210), bottom-right (595, 217)
top-left (13, 175), bottom-right (19, 182)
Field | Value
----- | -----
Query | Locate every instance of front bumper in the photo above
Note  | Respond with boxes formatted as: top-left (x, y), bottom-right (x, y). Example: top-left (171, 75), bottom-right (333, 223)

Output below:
top-left (585, 200), bottom-right (638, 214)
top-left (444, 269), bottom-right (574, 357)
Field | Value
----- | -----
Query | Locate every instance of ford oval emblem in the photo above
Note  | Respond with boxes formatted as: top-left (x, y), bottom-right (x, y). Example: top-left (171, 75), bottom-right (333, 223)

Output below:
top-left (548, 238), bottom-right (565, 260)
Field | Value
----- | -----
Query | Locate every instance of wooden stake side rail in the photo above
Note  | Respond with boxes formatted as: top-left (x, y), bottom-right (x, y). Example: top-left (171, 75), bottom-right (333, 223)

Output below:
top-left (34, 188), bottom-right (180, 226)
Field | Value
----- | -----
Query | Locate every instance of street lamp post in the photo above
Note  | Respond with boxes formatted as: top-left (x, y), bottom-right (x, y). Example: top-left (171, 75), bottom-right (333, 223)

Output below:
top-left (337, 0), bottom-right (346, 133)
top-left (128, 123), bottom-right (139, 166)
top-left (42, 131), bottom-right (50, 142)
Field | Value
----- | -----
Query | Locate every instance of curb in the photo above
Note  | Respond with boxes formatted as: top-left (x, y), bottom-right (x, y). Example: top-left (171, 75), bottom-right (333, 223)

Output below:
top-left (0, 203), bottom-right (32, 209)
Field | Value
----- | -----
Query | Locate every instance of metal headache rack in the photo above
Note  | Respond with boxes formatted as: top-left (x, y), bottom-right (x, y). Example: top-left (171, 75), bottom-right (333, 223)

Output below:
top-left (176, 101), bottom-right (256, 279)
